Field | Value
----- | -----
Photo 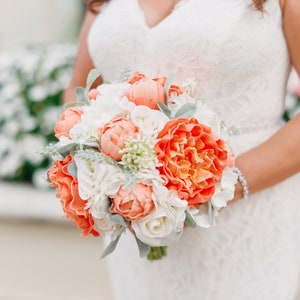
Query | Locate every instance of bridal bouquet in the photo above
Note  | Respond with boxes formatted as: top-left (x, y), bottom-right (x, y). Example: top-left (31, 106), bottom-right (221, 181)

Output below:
top-left (43, 70), bottom-right (237, 260)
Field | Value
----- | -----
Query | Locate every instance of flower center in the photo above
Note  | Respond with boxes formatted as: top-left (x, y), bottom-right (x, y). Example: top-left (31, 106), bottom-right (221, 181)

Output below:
top-left (120, 135), bottom-right (157, 171)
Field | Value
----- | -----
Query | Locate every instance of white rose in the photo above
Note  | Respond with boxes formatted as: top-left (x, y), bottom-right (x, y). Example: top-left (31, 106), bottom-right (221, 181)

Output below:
top-left (93, 215), bottom-right (120, 238)
top-left (132, 182), bottom-right (187, 247)
top-left (130, 106), bottom-right (169, 139)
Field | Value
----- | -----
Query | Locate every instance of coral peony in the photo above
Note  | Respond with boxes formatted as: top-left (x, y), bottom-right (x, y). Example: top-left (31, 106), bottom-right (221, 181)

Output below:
top-left (99, 117), bottom-right (138, 161)
top-left (155, 118), bottom-right (230, 206)
top-left (110, 183), bottom-right (155, 221)
top-left (48, 155), bottom-right (99, 237)
top-left (124, 72), bottom-right (167, 110)
top-left (54, 108), bottom-right (83, 139)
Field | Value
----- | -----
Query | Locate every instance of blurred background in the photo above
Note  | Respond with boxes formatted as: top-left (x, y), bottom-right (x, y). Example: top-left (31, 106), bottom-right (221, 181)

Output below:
top-left (0, 1), bottom-right (113, 299)
top-left (0, 1), bottom-right (300, 299)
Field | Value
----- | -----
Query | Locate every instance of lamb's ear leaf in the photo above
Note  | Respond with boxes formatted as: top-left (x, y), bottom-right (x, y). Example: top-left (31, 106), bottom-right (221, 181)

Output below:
top-left (174, 103), bottom-right (197, 118)
top-left (100, 227), bottom-right (126, 258)
top-left (208, 201), bottom-right (215, 226)
top-left (157, 101), bottom-right (172, 118)
top-left (134, 236), bottom-right (151, 258)
top-left (86, 68), bottom-right (101, 91)
top-left (75, 87), bottom-right (89, 105)
top-left (185, 210), bottom-right (197, 228)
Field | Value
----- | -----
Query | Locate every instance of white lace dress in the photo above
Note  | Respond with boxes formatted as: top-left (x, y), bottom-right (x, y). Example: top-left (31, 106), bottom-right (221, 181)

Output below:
top-left (87, 0), bottom-right (300, 299)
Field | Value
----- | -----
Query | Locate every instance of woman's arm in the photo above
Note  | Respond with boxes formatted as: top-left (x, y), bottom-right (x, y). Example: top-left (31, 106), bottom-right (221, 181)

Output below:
top-left (63, 10), bottom-right (103, 103)
top-left (231, 0), bottom-right (300, 202)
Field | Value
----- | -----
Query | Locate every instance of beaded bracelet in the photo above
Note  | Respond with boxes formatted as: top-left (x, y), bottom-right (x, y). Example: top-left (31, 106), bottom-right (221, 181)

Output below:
top-left (233, 166), bottom-right (249, 200)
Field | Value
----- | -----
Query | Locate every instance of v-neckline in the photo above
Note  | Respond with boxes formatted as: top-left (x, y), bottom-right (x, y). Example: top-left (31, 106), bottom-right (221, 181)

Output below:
top-left (135, 0), bottom-right (188, 30)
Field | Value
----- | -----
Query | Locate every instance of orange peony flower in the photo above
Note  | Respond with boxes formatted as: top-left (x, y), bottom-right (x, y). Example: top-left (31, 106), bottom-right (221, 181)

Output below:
top-left (123, 72), bottom-right (167, 110)
top-left (99, 117), bottom-right (138, 161)
top-left (110, 183), bottom-right (155, 221)
top-left (155, 118), bottom-right (230, 206)
top-left (48, 155), bottom-right (99, 237)
top-left (54, 109), bottom-right (83, 139)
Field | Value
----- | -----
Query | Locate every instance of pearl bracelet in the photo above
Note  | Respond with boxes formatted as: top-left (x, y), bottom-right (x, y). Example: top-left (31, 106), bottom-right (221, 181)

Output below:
top-left (233, 166), bottom-right (249, 200)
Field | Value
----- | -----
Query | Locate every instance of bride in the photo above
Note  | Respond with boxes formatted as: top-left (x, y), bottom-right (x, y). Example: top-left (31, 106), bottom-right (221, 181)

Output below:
top-left (64, 0), bottom-right (300, 299)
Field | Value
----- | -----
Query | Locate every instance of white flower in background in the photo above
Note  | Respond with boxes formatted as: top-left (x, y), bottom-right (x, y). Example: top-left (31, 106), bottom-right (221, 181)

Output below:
top-left (0, 135), bottom-right (23, 177)
top-left (32, 168), bottom-right (51, 189)
top-left (28, 85), bottom-right (48, 102)
top-left (130, 106), bottom-right (169, 139)
top-left (132, 181), bottom-right (187, 247)
top-left (20, 134), bottom-right (47, 164)
top-left (0, 43), bottom-right (76, 184)
top-left (40, 106), bottom-right (63, 135)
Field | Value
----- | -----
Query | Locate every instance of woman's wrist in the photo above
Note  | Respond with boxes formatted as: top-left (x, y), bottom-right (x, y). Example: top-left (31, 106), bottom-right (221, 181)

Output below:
top-left (233, 166), bottom-right (249, 200)
top-left (228, 165), bottom-right (250, 205)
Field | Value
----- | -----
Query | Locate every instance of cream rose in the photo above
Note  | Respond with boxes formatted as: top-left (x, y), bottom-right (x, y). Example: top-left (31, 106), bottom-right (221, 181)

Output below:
top-left (132, 182), bottom-right (187, 246)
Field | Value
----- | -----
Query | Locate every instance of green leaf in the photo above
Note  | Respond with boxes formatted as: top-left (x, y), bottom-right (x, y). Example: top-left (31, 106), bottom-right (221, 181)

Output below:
top-left (57, 142), bottom-right (78, 157)
top-left (67, 161), bottom-right (77, 178)
top-left (86, 68), bottom-right (101, 91)
top-left (123, 168), bottom-right (137, 190)
top-left (185, 210), bottom-right (197, 228)
top-left (174, 103), bottom-right (197, 118)
top-left (157, 101), bottom-right (172, 118)
top-left (101, 235), bottom-right (122, 259)
top-left (163, 73), bottom-right (174, 98)
top-left (135, 236), bottom-right (151, 258)
top-left (109, 214), bottom-right (127, 227)
top-left (208, 201), bottom-right (215, 226)
top-left (75, 87), bottom-right (89, 105)
top-left (100, 227), bottom-right (126, 258)
top-left (63, 101), bottom-right (85, 109)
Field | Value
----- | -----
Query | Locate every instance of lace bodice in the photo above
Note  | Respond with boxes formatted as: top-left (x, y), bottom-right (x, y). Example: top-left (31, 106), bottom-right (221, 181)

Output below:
top-left (88, 0), bottom-right (290, 141)
top-left (87, 1), bottom-right (300, 299)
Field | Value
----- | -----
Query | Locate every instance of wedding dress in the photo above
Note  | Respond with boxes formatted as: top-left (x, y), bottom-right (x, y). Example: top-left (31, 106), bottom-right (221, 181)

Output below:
top-left (87, 0), bottom-right (300, 299)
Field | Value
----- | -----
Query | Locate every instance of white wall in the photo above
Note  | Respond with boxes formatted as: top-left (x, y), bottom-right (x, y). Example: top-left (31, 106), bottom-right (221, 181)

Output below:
top-left (0, 0), bottom-right (84, 47)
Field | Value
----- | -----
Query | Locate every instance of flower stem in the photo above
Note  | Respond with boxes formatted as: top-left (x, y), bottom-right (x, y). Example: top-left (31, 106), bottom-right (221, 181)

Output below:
top-left (147, 246), bottom-right (167, 261)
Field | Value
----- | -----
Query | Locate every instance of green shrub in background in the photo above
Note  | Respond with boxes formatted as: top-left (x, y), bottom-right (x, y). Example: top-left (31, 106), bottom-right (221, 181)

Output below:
top-left (284, 75), bottom-right (300, 121)
top-left (0, 43), bottom-right (76, 188)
